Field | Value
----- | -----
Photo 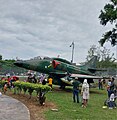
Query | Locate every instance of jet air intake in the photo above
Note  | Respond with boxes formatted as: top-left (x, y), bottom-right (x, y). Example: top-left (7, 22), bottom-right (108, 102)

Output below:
top-left (52, 60), bottom-right (60, 69)
top-left (52, 60), bottom-right (70, 72)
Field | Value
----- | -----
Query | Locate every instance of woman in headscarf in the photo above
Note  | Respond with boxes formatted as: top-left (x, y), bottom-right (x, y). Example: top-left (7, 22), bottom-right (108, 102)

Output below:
top-left (81, 79), bottom-right (89, 108)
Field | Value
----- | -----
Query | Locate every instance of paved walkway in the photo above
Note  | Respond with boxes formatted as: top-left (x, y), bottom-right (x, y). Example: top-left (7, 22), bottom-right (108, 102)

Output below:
top-left (0, 95), bottom-right (30, 120)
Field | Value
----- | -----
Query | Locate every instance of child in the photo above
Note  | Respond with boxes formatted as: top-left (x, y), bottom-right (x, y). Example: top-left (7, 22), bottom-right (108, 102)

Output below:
top-left (103, 92), bottom-right (117, 109)
top-left (3, 82), bottom-right (7, 94)
top-left (108, 92), bottom-right (116, 109)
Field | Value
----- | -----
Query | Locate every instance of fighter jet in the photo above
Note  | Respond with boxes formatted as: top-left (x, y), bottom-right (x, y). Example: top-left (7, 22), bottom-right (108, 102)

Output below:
top-left (14, 56), bottom-right (103, 88)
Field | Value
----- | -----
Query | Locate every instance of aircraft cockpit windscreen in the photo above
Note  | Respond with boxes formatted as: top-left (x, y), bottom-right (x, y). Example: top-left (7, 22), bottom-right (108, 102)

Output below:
top-left (30, 56), bottom-right (52, 60)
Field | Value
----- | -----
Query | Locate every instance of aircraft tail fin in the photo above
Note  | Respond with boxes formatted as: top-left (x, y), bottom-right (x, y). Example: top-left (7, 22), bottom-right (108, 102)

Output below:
top-left (81, 56), bottom-right (98, 73)
top-left (85, 56), bottom-right (97, 68)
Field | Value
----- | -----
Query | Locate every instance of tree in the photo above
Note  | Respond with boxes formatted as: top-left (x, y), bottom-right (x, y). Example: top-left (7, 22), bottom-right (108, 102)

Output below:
top-left (99, 0), bottom-right (117, 46)
top-left (86, 45), bottom-right (116, 68)
top-left (0, 54), bottom-right (2, 60)
top-left (86, 45), bottom-right (98, 61)
top-left (86, 45), bottom-right (102, 61)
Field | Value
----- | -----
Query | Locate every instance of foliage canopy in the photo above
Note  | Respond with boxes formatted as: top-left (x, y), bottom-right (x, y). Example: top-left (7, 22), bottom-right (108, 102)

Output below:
top-left (86, 45), bottom-right (116, 68)
top-left (99, 0), bottom-right (117, 46)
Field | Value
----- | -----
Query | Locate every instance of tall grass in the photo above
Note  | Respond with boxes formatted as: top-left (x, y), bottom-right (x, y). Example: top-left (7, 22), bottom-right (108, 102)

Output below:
top-left (45, 87), bottom-right (117, 120)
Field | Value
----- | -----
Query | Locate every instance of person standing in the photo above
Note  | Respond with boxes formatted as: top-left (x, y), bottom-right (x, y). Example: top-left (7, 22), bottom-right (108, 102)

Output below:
top-left (110, 77), bottom-right (116, 93)
top-left (27, 73), bottom-right (32, 83)
top-left (98, 79), bottom-right (103, 90)
top-left (103, 78), bottom-right (106, 89)
top-left (3, 82), bottom-right (7, 94)
top-left (31, 74), bottom-right (37, 83)
top-left (81, 79), bottom-right (89, 108)
top-left (39, 74), bottom-right (45, 84)
top-left (107, 79), bottom-right (112, 98)
top-left (48, 77), bottom-right (53, 89)
top-left (42, 78), bottom-right (46, 85)
top-left (72, 77), bottom-right (81, 103)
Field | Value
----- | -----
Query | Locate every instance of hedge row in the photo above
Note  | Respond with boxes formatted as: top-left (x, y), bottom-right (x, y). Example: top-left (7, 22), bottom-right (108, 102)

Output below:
top-left (0, 80), bottom-right (51, 95)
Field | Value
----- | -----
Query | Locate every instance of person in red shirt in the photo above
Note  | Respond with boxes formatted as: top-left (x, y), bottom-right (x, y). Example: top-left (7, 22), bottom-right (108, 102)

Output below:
top-left (7, 76), bottom-right (11, 83)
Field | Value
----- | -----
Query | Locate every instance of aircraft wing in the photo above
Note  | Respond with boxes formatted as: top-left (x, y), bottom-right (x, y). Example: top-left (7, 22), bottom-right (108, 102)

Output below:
top-left (50, 71), bottom-right (66, 75)
top-left (61, 74), bottom-right (103, 85)
top-left (70, 74), bottom-right (103, 79)
top-left (49, 71), bottom-right (67, 78)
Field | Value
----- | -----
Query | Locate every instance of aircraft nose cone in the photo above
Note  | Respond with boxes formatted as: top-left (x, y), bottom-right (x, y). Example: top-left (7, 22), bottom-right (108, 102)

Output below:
top-left (14, 61), bottom-right (23, 67)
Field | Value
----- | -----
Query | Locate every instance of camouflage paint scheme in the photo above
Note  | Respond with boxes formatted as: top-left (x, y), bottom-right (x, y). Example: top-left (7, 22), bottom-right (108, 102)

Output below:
top-left (14, 56), bottom-right (102, 87)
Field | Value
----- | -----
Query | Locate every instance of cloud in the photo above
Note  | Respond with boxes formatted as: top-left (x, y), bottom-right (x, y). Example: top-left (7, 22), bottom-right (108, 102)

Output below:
top-left (0, 0), bottom-right (114, 63)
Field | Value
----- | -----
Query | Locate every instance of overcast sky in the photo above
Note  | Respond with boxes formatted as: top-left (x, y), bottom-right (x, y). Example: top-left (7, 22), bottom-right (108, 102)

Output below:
top-left (0, 0), bottom-right (115, 63)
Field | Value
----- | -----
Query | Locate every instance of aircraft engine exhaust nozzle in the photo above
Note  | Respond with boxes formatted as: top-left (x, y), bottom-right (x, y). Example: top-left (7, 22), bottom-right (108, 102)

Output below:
top-left (52, 60), bottom-right (60, 69)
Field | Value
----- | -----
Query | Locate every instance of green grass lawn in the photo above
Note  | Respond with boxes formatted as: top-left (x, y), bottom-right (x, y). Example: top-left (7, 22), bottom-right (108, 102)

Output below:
top-left (45, 87), bottom-right (117, 120)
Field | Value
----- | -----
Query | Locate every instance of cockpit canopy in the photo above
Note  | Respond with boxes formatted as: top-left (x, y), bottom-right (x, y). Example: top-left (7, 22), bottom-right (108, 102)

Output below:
top-left (28, 56), bottom-right (52, 60)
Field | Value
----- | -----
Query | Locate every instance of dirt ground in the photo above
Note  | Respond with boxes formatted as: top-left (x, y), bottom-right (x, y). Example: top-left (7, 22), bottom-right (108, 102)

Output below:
top-left (6, 92), bottom-right (56, 120)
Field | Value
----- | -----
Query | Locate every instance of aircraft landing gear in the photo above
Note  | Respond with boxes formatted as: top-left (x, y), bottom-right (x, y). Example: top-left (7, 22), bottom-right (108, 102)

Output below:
top-left (59, 85), bottom-right (65, 89)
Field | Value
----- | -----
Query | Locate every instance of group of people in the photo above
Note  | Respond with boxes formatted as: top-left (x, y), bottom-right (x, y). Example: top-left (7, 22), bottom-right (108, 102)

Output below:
top-left (1, 75), bottom-right (19, 94)
top-left (27, 73), bottom-right (37, 83)
top-left (72, 76), bottom-right (117, 109)
top-left (0, 73), bottom-right (53, 95)
top-left (105, 77), bottom-right (117, 109)
top-left (1, 73), bottom-right (116, 109)
top-left (72, 78), bottom-right (89, 108)
top-left (27, 73), bottom-right (53, 89)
